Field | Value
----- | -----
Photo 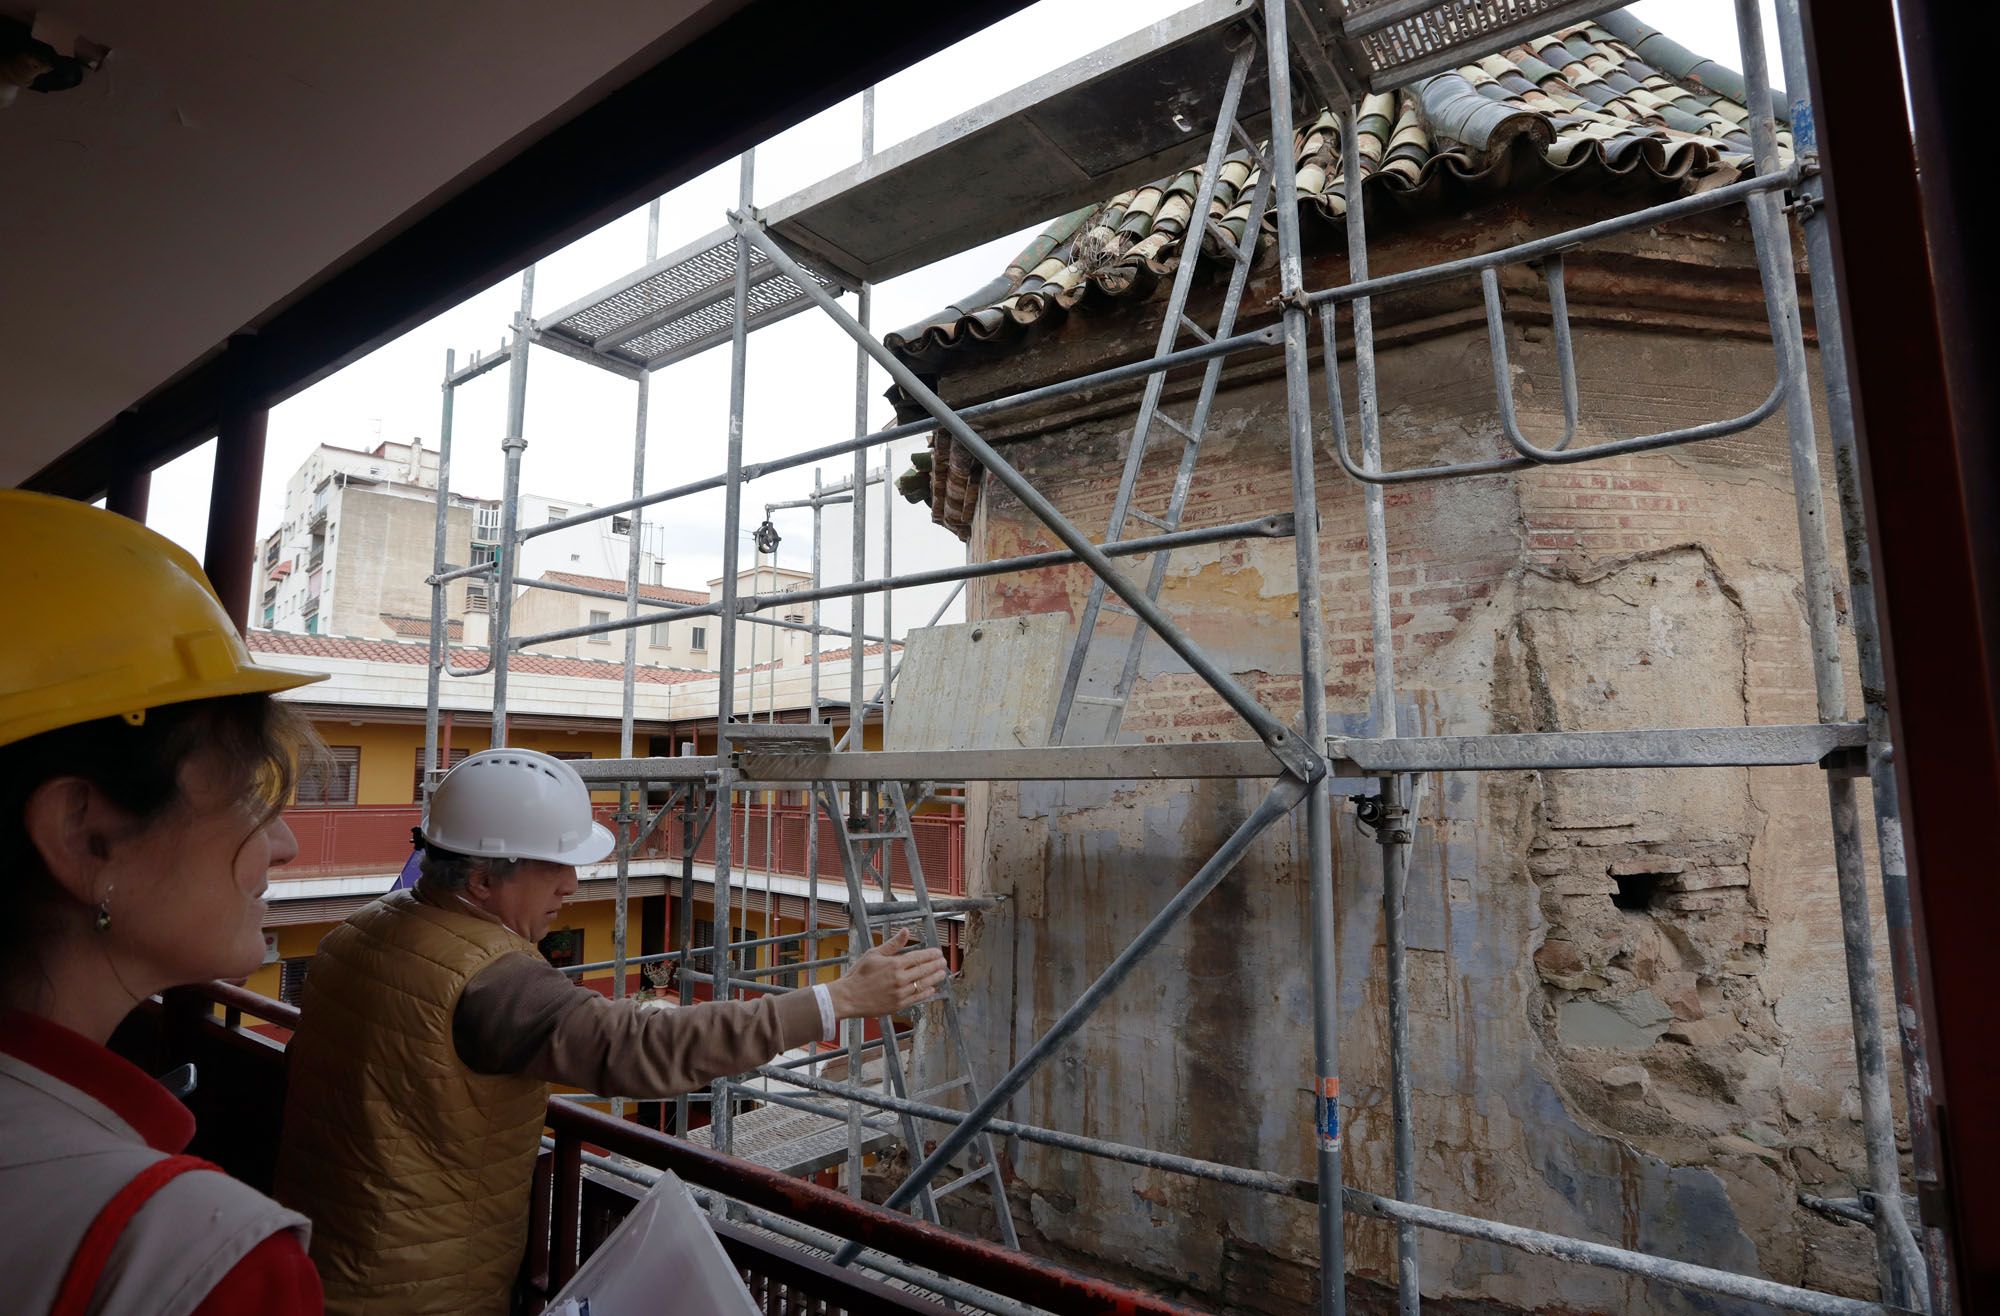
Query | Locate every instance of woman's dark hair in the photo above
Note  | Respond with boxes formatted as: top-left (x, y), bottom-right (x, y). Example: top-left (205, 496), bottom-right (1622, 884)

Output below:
top-left (1, 695), bottom-right (325, 961)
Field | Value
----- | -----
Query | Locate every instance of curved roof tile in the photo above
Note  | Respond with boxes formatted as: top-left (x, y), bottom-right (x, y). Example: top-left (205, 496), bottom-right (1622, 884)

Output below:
top-left (886, 16), bottom-right (1785, 366)
top-left (888, 13), bottom-right (1790, 538)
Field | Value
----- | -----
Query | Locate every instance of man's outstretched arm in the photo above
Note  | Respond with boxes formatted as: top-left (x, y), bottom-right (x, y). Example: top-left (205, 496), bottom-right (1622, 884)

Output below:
top-left (455, 929), bottom-right (948, 1097)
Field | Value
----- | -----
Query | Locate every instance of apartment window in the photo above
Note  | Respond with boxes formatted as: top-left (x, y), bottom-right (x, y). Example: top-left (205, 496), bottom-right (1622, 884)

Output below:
top-left (588, 610), bottom-right (611, 644)
top-left (262, 606), bottom-right (275, 628)
top-left (279, 957), bottom-right (313, 1006)
top-left (649, 622), bottom-right (670, 648)
top-left (305, 615), bottom-right (320, 636)
top-left (412, 747), bottom-right (470, 802)
top-left (297, 746), bottom-right (359, 806)
top-left (538, 927), bottom-right (584, 970)
top-left (692, 920), bottom-right (756, 970)
top-left (546, 507), bottom-right (569, 524)
top-left (470, 543), bottom-right (498, 565)
top-left (689, 625), bottom-right (707, 652)
top-left (611, 515), bottom-right (632, 535)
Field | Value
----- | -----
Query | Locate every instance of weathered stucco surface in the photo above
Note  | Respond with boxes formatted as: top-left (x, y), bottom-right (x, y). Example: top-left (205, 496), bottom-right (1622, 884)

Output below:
top-left (904, 227), bottom-right (1901, 1313)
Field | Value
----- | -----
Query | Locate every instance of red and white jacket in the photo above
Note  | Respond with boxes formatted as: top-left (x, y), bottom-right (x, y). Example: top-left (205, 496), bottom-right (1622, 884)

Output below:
top-left (0, 1010), bottom-right (322, 1316)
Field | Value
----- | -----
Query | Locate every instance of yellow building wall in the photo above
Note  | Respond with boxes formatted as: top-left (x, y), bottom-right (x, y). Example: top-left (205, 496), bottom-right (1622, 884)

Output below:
top-left (309, 720), bottom-right (428, 806)
top-left (243, 920), bottom-right (339, 1000)
top-left (306, 719), bottom-right (626, 806)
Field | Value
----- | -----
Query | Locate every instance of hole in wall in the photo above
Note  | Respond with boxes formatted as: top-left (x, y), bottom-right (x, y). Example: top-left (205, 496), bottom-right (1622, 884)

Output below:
top-left (1611, 872), bottom-right (1665, 912)
top-left (1608, 872), bottom-right (1672, 912)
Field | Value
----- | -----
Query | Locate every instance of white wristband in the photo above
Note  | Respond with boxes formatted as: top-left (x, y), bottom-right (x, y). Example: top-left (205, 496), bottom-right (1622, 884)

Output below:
top-left (812, 982), bottom-right (837, 1042)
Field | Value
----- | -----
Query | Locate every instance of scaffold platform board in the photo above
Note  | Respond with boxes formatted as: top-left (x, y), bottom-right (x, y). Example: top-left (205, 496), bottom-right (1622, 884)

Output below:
top-left (687, 1088), bottom-right (896, 1177)
top-left (763, 0), bottom-right (1267, 286)
top-left (532, 226), bottom-right (850, 376)
top-left (1323, 0), bottom-right (1630, 91)
top-left (528, 0), bottom-right (1632, 375)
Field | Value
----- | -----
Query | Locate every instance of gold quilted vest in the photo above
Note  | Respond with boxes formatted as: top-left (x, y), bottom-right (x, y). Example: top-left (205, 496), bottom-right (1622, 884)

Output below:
top-left (274, 888), bottom-right (550, 1316)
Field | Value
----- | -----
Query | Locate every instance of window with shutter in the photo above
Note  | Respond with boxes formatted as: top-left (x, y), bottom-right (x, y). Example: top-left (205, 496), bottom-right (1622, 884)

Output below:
top-left (413, 747), bottom-right (471, 802)
top-left (279, 957), bottom-right (313, 1005)
top-left (297, 746), bottom-right (360, 806)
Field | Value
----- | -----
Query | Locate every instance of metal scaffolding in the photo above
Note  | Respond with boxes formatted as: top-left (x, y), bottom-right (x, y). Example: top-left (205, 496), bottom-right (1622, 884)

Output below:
top-left (419, 1), bottom-right (1940, 1312)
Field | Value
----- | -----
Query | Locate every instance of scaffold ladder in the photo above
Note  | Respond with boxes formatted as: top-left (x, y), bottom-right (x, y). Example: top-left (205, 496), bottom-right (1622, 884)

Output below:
top-left (1050, 36), bottom-right (1275, 747)
top-left (815, 778), bottom-right (1021, 1248)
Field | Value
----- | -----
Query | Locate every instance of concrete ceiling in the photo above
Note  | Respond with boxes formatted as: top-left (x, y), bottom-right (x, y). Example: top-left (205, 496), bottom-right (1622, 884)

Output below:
top-left (0, 0), bottom-right (744, 486)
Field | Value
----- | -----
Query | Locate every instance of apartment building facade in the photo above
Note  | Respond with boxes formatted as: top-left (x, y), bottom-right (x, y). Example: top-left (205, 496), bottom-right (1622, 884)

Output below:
top-left (253, 438), bottom-right (665, 642)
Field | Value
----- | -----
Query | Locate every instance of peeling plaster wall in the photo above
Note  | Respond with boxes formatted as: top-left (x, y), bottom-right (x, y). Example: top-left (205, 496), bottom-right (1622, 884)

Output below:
top-left (917, 300), bottom-right (1899, 1311)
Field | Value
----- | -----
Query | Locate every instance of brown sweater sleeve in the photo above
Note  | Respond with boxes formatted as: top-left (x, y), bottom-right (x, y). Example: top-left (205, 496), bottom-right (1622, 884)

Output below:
top-left (454, 952), bottom-right (823, 1098)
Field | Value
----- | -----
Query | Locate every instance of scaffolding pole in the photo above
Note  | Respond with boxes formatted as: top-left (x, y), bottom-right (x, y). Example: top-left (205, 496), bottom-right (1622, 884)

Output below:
top-left (1261, 6), bottom-right (1349, 1312)
top-left (843, 85), bottom-right (877, 1202)
top-left (1327, 69), bottom-right (1422, 1316)
top-left (609, 200), bottom-right (662, 1123)
top-left (489, 268), bottom-right (534, 748)
top-left (1722, 2), bottom-right (1929, 1303)
top-left (1773, 3), bottom-right (1942, 1305)
top-left (422, 348), bottom-right (457, 806)
top-left (709, 149), bottom-right (755, 1163)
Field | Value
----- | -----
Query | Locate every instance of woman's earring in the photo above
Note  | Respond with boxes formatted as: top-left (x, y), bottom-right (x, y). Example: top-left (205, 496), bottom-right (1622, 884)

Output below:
top-left (95, 882), bottom-right (113, 933)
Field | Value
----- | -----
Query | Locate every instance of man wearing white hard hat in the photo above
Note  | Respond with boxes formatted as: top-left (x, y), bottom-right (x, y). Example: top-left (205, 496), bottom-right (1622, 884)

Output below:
top-left (273, 747), bottom-right (944, 1316)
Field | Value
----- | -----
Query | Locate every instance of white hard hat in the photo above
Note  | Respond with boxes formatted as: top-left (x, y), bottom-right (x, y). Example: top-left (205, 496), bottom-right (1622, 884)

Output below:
top-left (420, 748), bottom-right (615, 866)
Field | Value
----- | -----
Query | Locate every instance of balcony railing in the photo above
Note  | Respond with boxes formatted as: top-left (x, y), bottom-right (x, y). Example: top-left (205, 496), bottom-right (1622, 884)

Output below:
top-left (281, 802), bottom-right (965, 895)
top-left (124, 983), bottom-right (1201, 1315)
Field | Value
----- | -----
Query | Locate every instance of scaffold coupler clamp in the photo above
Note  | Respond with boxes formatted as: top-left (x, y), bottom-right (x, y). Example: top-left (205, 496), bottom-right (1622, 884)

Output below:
top-left (1355, 791), bottom-right (1411, 845)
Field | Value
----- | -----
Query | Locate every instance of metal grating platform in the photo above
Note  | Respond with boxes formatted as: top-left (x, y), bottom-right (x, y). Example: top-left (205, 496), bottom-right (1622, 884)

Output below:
top-left (514, 0), bottom-right (1628, 380)
top-left (533, 227), bottom-right (847, 376)
top-left (1326, 0), bottom-right (1627, 90)
top-left (687, 1089), bottom-right (896, 1177)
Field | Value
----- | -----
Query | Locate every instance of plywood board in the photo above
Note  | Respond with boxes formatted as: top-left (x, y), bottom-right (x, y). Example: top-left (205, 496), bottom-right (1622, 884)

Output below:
top-left (888, 613), bottom-right (1070, 753)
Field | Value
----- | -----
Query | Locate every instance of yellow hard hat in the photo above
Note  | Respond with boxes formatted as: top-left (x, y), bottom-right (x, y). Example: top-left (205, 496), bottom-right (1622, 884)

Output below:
top-left (0, 490), bottom-right (326, 748)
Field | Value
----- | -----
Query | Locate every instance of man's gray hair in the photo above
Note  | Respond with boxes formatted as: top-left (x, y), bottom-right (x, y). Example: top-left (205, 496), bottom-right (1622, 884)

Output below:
top-left (418, 846), bottom-right (522, 892)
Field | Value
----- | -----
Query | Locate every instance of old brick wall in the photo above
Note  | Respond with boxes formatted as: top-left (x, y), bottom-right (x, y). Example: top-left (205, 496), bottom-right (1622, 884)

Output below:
top-left (920, 297), bottom-right (1897, 1312)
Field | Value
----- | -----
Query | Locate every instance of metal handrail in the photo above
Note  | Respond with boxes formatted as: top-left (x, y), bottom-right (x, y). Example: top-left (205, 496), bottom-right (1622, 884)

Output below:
top-left (166, 982), bottom-right (1203, 1314)
top-left (1322, 236), bottom-right (1791, 488)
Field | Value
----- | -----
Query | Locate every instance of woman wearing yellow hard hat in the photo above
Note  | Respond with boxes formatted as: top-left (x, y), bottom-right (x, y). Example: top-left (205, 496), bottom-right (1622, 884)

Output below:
top-left (0, 490), bottom-right (331, 1314)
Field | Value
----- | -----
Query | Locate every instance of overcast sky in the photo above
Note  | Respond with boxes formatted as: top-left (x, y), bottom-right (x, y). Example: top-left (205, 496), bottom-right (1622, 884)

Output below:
top-left (142, 0), bottom-right (1781, 644)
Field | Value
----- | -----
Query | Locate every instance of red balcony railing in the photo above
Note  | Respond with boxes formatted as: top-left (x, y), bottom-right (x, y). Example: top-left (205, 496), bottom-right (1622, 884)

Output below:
top-left (283, 802), bottom-right (966, 895)
top-left (284, 805), bottom-right (424, 873)
top-left (123, 983), bottom-right (1203, 1316)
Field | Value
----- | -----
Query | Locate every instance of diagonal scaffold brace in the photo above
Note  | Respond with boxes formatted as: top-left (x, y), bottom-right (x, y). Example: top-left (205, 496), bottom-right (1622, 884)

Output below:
top-left (725, 214), bottom-right (1320, 788)
top-left (726, 209), bottom-right (1328, 1267)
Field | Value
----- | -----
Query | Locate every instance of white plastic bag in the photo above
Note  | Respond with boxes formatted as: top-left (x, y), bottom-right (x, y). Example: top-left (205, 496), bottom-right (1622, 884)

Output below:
top-left (545, 1169), bottom-right (759, 1316)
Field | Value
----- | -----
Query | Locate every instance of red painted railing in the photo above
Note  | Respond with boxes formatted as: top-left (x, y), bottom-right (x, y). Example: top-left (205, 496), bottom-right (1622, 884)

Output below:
top-left (146, 984), bottom-right (1205, 1316)
top-left (283, 805), bottom-right (423, 873)
top-left (282, 802), bottom-right (966, 895)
